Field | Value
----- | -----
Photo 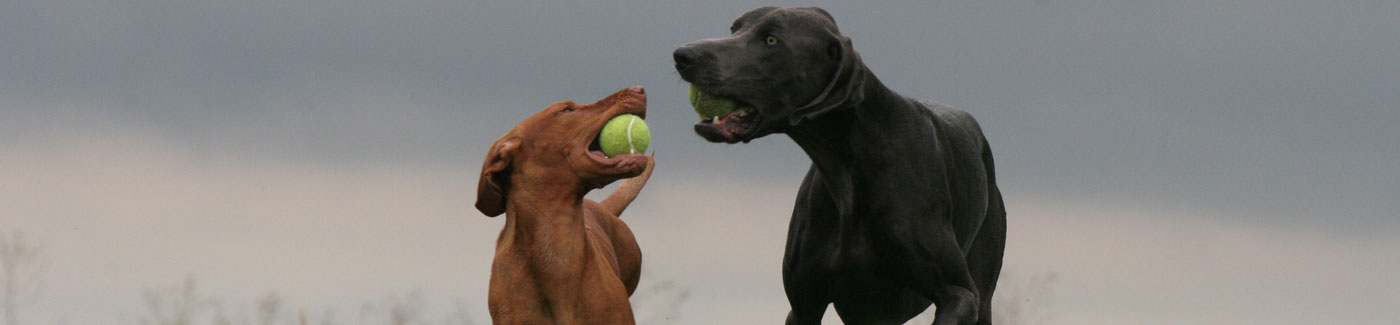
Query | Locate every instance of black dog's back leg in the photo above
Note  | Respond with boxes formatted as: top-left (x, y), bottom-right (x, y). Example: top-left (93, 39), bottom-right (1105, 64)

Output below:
top-left (966, 140), bottom-right (1006, 325)
top-left (965, 185), bottom-right (1006, 325)
top-left (900, 228), bottom-right (981, 325)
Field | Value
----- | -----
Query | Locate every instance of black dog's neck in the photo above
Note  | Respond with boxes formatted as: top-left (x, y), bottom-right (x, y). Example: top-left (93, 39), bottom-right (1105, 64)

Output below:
top-left (787, 71), bottom-right (909, 180)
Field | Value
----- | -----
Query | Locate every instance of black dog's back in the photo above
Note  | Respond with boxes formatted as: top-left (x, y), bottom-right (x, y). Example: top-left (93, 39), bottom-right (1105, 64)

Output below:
top-left (918, 100), bottom-right (998, 251)
top-left (921, 100), bottom-right (1008, 324)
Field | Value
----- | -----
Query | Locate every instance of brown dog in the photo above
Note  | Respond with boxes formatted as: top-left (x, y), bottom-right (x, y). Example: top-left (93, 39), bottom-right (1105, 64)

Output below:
top-left (475, 86), bottom-right (654, 324)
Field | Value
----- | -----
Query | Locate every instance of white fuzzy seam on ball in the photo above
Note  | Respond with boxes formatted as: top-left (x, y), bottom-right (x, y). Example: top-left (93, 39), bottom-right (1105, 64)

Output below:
top-left (625, 116), bottom-right (638, 154)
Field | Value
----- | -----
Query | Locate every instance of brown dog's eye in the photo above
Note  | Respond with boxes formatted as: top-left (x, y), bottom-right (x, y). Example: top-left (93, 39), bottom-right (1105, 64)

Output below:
top-left (562, 106), bottom-right (576, 112)
top-left (765, 35), bottom-right (779, 45)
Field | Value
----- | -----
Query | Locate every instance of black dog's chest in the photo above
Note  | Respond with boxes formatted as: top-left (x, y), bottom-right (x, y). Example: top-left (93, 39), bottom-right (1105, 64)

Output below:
top-left (823, 231), bottom-right (931, 321)
top-left (800, 205), bottom-right (897, 274)
top-left (830, 224), bottom-right (878, 267)
top-left (790, 170), bottom-right (940, 282)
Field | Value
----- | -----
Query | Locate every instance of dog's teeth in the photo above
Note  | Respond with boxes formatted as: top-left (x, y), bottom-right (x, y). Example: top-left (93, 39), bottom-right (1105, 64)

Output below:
top-left (712, 116), bottom-right (720, 123)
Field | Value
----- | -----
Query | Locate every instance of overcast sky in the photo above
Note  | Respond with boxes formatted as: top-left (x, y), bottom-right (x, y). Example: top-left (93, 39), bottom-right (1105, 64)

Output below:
top-left (3, 1), bottom-right (1397, 324)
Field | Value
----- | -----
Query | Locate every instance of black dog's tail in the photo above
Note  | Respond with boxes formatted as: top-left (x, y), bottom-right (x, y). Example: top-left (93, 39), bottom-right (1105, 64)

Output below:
top-left (982, 138), bottom-right (997, 185)
top-left (600, 154), bottom-right (655, 217)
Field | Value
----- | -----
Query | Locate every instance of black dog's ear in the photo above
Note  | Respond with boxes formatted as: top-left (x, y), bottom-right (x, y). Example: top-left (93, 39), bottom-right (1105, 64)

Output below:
top-left (802, 7), bottom-right (837, 27)
top-left (791, 34), bottom-right (867, 126)
top-left (475, 137), bottom-right (519, 217)
top-left (733, 6), bottom-right (781, 33)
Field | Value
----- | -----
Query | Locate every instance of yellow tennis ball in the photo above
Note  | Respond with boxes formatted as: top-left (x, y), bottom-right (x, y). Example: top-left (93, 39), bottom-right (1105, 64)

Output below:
top-left (689, 84), bottom-right (736, 120)
top-left (598, 114), bottom-right (649, 157)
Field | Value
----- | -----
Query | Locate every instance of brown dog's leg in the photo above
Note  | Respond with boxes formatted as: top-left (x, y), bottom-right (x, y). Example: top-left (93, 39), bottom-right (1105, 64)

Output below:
top-left (599, 155), bottom-right (655, 217)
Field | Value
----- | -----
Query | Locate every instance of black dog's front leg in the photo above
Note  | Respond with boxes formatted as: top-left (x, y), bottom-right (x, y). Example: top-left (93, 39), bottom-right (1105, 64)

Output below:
top-left (783, 167), bottom-right (840, 325)
top-left (783, 267), bottom-right (831, 325)
top-left (783, 241), bottom-right (836, 325)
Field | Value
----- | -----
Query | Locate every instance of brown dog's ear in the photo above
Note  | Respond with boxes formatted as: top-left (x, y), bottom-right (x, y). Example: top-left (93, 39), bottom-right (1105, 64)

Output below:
top-left (790, 34), bottom-right (868, 126)
top-left (475, 138), bottom-right (519, 217)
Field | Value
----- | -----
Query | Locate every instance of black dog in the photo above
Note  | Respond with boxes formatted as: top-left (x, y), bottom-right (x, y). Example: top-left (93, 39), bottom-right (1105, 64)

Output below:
top-left (674, 7), bottom-right (1006, 325)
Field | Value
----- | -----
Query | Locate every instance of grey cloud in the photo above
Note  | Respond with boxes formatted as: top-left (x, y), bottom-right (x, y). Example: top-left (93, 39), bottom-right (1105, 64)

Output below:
top-left (4, 1), bottom-right (1398, 323)
top-left (6, 1), bottom-right (1395, 231)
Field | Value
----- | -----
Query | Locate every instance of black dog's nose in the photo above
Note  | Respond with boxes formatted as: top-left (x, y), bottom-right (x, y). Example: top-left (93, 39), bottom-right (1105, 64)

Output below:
top-left (673, 46), bottom-right (701, 72)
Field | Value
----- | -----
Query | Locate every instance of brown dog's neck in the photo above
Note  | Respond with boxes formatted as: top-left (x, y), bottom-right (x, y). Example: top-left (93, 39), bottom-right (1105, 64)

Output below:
top-left (500, 185), bottom-right (593, 269)
top-left (504, 185), bottom-right (586, 229)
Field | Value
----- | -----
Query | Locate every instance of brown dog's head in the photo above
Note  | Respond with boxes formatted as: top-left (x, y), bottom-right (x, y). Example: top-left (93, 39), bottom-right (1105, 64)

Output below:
top-left (475, 86), bottom-right (650, 217)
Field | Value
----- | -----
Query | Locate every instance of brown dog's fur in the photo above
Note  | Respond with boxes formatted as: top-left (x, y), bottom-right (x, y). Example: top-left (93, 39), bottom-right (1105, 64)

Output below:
top-left (476, 86), bottom-right (654, 324)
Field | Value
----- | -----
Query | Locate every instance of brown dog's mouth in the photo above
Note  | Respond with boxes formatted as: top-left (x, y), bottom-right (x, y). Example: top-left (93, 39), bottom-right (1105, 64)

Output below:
top-left (584, 122), bottom-right (649, 174)
top-left (585, 149), bottom-right (647, 171)
top-left (581, 93), bottom-right (649, 174)
top-left (588, 135), bottom-right (606, 156)
top-left (585, 135), bottom-right (630, 164)
top-left (694, 100), bottom-right (761, 143)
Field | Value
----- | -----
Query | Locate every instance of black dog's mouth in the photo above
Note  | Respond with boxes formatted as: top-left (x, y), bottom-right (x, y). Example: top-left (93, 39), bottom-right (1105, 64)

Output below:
top-left (694, 100), bottom-right (762, 143)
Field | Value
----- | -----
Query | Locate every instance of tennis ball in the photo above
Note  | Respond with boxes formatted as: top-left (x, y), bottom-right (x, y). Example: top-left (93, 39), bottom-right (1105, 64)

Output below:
top-left (689, 84), bottom-right (737, 120)
top-left (598, 114), bottom-right (649, 157)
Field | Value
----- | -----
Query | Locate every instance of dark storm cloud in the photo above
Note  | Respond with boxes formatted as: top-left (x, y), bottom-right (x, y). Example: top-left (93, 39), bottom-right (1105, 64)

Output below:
top-left (3, 1), bottom-right (1396, 230)
top-left (793, 2), bottom-right (1400, 231)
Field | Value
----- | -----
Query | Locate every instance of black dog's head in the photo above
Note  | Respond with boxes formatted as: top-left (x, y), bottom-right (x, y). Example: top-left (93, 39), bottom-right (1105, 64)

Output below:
top-left (674, 6), bottom-right (867, 143)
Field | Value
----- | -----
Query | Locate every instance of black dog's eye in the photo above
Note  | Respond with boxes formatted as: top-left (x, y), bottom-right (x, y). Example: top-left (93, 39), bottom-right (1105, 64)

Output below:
top-left (765, 35), bottom-right (779, 45)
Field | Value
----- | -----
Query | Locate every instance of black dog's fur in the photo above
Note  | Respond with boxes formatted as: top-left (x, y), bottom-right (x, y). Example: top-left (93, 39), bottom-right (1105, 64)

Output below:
top-left (674, 7), bottom-right (1006, 325)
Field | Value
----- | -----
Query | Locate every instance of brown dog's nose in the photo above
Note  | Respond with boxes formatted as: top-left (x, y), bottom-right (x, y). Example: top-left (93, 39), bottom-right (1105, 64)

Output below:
top-left (627, 85), bottom-right (645, 95)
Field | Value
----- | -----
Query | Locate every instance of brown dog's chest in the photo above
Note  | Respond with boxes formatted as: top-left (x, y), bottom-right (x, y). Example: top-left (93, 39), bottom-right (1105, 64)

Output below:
top-left (488, 221), bottom-right (635, 324)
